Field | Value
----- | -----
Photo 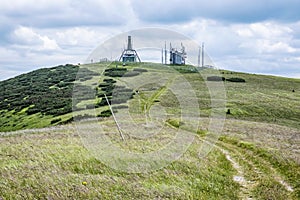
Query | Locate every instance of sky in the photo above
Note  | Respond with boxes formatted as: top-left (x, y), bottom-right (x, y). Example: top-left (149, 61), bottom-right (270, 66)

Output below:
top-left (1, 0), bottom-right (300, 80)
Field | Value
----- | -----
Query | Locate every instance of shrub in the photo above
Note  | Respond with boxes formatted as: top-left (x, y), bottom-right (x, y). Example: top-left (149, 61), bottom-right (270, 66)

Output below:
top-left (103, 78), bottom-right (116, 83)
top-left (207, 76), bottom-right (225, 81)
top-left (226, 77), bottom-right (246, 82)
top-left (97, 109), bottom-right (113, 118)
top-left (96, 98), bottom-right (110, 107)
top-left (133, 68), bottom-right (148, 72)
top-left (99, 83), bottom-right (112, 88)
top-left (26, 107), bottom-right (40, 115)
top-left (104, 68), bottom-right (127, 77)
top-left (166, 118), bottom-right (184, 128)
top-left (59, 117), bottom-right (74, 124)
top-left (51, 118), bottom-right (61, 124)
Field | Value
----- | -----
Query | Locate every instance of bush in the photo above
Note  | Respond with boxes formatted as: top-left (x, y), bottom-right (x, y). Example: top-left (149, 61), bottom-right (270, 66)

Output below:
top-left (96, 98), bottom-right (110, 107)
top-left (226, 77), bottom-right (246, 82)
top-left (207, 76), bottom-right (225, 81)
top-left (103, 78), bottom-right (116, 83)
top-left (99, 83), bottom-right (112, 88)
top-left (166, 118), bottom-right (184, 128)
top-left (26, 107), bottom-right (40, 115)
top-left (104, 68), bottom-right (127, 77)
top-left (133, 68), bottom-right (148, 72)
top-left (51, 118), bottom-right (61, 124)
top-left (59, 117), bottom-right (74, 124)
top-left (97, 109), bottom-right (113, 118)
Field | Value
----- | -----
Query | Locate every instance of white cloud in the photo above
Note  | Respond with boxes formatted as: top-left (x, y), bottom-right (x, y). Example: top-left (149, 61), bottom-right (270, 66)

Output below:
top-left (0, 0), bottom-right (135, 28)
top-left (0, 0), bottom-right (68, 13)
top-left (54, 27), bottom-right (113, 47)
top-left (235, 22), bottom-right (293, 39)
top-left (234, 22), bottom-right (297, 54)
top-left (258, 40), bottom-right (296, 53)
top-left (131, 0), bottom-right (300, 23)
top-left (12, 26), bottom-right (59, 51)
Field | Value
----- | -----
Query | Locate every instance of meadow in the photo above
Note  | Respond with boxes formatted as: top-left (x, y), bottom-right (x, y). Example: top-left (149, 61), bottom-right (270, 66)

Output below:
top-left (0, 62), bottom-right (299, 199)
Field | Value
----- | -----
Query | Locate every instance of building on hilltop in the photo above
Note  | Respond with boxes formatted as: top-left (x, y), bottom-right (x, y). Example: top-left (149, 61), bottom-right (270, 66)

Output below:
top-left (169, 43), bottom-right (186, 65)
top-left (119, 36), bottom-right (141, 63)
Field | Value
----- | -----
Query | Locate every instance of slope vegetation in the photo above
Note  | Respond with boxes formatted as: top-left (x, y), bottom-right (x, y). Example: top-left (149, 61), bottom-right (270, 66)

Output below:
top-left (0, 62), bottom-right (299, 199)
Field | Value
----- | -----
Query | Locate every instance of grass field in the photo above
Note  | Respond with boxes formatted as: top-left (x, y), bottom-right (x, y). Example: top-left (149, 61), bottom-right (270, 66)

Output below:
top-left (0, 62), bottom-right (299, 199)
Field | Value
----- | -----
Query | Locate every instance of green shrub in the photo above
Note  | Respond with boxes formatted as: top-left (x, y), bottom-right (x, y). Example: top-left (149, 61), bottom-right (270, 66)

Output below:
top-left (104, 68), bottom-right (127, 77)
top-left (133, 68), bottom-right (148, 72)
top-left (103, 78), bottom-right (116, 83)
top-left (226, 77), bottom-right (246, 82)
top-left (99, 83), bottom-right (112, 88)
top-left (51, 118), bottom-right (61, 124)
top-left (26, 107), bottom-right (40, 115)
top-left (166, 118), bottom-right (184, 128)
top-left (59, 117), bottom-right (74, 124)
top-left (207, 76), bottom-right (225, 81)
top-left (97, 109), bottom-right (113, 118)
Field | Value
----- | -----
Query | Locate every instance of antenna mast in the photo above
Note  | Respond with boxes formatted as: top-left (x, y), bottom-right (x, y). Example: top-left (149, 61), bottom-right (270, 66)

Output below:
top-left (164, 41), bottom-right (167, 64)
top-left (161, 48), bottom-right (164, 64)
top-left (201, 42), bottom-right (204, 67)
top-left (198, 46), bottom-right (201, 67)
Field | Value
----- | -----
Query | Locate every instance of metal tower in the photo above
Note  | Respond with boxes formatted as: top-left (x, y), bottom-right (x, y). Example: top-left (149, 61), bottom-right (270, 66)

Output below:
top-left (119, 36), bottom-right (141, 63)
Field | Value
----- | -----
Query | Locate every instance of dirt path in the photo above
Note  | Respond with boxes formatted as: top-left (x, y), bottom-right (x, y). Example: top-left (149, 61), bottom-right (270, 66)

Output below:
top-left (216, 139), bottom-right (295, 199)
top-left (216, 146), bottom-right (255, 199)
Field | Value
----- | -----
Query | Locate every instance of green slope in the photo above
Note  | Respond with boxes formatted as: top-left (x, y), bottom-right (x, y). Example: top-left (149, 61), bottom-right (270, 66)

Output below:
top-left (0, 62), bottom-right (299, 132)
top-left (0, 64), bottom-right (99, 132)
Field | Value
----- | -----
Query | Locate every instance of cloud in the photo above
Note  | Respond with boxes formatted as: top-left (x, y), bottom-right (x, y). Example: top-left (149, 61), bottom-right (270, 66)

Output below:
top-left (131, 0), bottom-right (300, 23)
top-left (0, 0), bottom-right (135, 28)
top-left (12, 26), bottom-right (59, 51)
top-left (234, 22), bottom-right (297, 54)
top-left (0, 0), bottom-right (300, 81)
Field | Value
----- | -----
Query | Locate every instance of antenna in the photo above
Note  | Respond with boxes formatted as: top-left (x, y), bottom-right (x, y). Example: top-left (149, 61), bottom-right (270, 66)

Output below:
top-left (161, 48), bottom-right (164, 64)
top-left (164, 41), bottom-right (167, 64)
top-left (198, 46), bottom-right (201, 67)
top-left (201, 42), bottom-right (204, 67)
top-left (127, 36), bottom-right (132, 50)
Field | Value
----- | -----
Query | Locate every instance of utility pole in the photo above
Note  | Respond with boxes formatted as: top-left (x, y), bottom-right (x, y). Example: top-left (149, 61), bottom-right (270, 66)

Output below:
top-left (104, 94), bottom-right (125, 141)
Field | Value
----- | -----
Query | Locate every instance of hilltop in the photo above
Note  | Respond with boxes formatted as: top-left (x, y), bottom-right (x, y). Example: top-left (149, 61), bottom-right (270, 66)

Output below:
top-left (0, 62), bottom-right (299, 132)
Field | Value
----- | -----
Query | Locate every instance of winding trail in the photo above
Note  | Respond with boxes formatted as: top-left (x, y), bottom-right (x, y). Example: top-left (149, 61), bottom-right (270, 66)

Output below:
top-left (215, 146), bottom-right (255, 199)
top-left (215, 139), bottom-right (295, 199)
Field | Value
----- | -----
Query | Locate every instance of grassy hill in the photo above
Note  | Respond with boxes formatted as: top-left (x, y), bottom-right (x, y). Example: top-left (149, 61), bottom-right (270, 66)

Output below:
top-left (0, 62), bottom-right (299, 199)
top-left (0, 62), bottom-right (299, 132)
